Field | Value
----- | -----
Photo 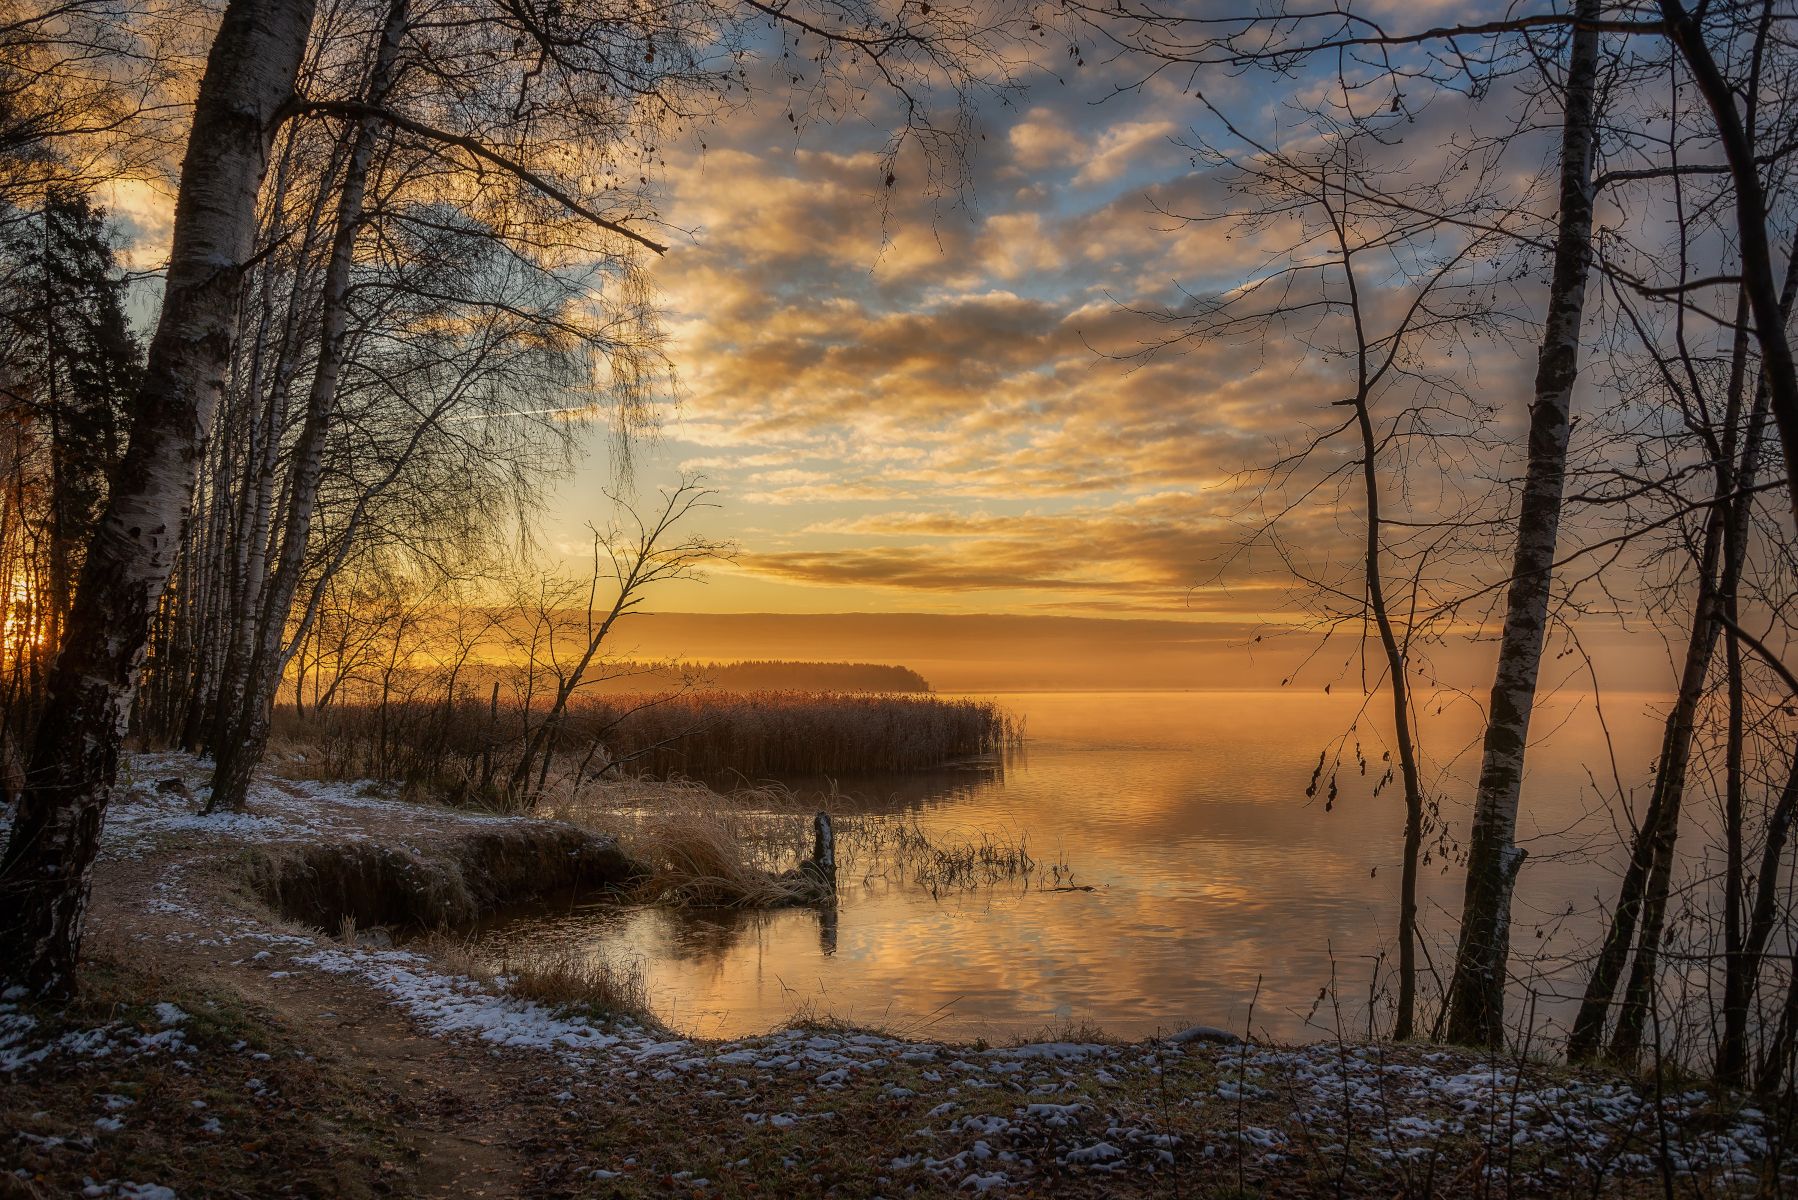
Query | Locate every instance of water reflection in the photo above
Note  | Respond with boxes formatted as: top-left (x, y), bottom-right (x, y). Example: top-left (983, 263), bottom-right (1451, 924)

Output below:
top-left (467, 691), bottom-right (1668, 1046)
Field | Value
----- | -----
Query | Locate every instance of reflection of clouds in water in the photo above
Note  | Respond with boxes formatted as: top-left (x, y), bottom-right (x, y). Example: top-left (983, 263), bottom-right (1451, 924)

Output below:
top-left (474, 692), bottom-right (1669, 1045)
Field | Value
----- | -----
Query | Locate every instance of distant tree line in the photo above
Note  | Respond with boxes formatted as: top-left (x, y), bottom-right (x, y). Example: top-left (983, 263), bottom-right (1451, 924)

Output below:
top-left (633, 660), bottom-right (932, 694)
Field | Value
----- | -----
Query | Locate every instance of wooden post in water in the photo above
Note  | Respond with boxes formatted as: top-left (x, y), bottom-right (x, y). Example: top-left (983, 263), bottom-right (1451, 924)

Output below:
top-left (804, 811), bottom-right (837, 895)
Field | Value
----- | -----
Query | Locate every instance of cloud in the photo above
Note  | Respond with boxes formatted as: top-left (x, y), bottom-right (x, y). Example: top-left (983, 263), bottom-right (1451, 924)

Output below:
top-left (1006, 108), bottom-right (1084, 173)
top-left (1073, 120), bottom-right (1181, 187)
top-left (726, 491), bottom-right (1335, 615)
top-left (570, 53), bottom-right (1544, 620)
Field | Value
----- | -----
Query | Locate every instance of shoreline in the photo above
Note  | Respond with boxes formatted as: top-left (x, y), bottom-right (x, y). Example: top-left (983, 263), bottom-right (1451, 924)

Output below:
top-left (0, 755), bottom-right (1783, 1197)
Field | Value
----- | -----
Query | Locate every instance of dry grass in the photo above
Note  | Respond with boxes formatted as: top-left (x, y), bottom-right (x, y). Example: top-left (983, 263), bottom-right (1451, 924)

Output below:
top-left (848, 817), bottom-right (1050, 896)
top-left (267, 688), bottom-right (1021, 808)
top-left (501, 951), bottom-right (650, 1019)
top-left (417, 932), bottom-right (653, 1023)
top-left (579, 786), bottom-right (836, 908)
top-left (0, 955), bottom-right (411, 1198)
top-left (630, 811), bottom-right (825, 907)
top-left (536, 1029), bottom-right (1781, 1199)
top-left (545, 780), bottom-right (1065, 909)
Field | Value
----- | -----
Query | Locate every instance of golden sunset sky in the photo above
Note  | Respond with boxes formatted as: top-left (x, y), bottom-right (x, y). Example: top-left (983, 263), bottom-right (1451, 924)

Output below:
top-left (525, 28), bottom-right (1590, 691)
top-left (98, 6), bottom-right (1683, 693)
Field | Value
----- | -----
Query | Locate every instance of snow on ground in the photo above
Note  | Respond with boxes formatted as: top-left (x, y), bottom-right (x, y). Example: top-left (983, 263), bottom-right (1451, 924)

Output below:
top-left (0, 752), bottom-right (1786, 1192)
top-left (98, 751), bottom-right (508, 860)
top-left (294, 940), bottom-right (1779, 1190)
top-left (78, 1181), bottom-right (179, 1199)
top-left (1, 986), bottom-right (193, 1075)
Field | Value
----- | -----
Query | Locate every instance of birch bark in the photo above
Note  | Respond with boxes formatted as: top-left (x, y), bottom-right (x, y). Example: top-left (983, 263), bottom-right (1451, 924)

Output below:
top-left (1444, 0), bottom-right (1602, 1047)
top-left (207, 0), bottom-right (408, 814)
top-left (0, 0), bottom-right (318, 994)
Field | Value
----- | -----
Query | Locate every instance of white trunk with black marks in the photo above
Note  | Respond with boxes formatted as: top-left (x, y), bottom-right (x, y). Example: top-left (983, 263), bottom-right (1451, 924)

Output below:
top-left (210, 331), bottom-right (292, 741)
top-left (207, 141), bottom-right (338, 753)
top-left (208, 0), bottom-right (407, 814)
top-left (1445, 0), bottom-right (1602, 1048)
top-left (0, 0), bottom-right (318, 995)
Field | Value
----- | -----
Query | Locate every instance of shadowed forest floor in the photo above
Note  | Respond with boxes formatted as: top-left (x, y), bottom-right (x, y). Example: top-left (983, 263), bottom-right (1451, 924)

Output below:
top-left (0, 755), bottom-right (1788, 1198)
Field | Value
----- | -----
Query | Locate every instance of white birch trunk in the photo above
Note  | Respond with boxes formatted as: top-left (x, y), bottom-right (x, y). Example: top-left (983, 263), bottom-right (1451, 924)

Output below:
top-left (208, 0), bottom-right (408, 813)
top-left (1444, 0), bottom-right (1602, 1047)
top-left (0, 0), bottom-right (319, 995)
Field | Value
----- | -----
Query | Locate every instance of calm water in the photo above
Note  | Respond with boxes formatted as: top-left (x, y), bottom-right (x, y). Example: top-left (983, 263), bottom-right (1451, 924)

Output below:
top-left (470, 690), bottom-right (1670, 1045)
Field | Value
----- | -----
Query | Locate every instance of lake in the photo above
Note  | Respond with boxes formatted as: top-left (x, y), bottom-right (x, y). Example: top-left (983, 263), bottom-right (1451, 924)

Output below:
top-left (466, 689), bottom-right (1673, 1046)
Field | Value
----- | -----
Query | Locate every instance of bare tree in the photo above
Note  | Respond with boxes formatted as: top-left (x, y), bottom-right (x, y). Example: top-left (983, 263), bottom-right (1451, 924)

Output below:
top-left (1444, 0), bottom-right (1604, 1048)
top-left (0, 0), bottom-right (319, 995)
top-left (501, 479), bottom-right (729, 809)
top-left (1127, 99), bottom-right (1523, 1040)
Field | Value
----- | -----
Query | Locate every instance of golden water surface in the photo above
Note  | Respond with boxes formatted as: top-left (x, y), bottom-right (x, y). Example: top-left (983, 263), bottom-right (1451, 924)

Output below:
top-left (474, 689), bottom-right (1669, 1045)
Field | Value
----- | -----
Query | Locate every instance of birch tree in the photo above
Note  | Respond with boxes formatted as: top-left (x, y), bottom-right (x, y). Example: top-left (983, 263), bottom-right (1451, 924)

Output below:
top-left (0, 0), bottom-right (319, 995)
top-left (203, 0), bottom-right (411, 814)
top-left (1443, 0), bottom-right (1604, 1047)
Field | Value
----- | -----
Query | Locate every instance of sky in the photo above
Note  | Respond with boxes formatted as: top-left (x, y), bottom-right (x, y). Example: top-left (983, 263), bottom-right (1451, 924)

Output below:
top-left (98, 4), bottom-right (1692, 692)
top-left (540, 42), bottom-right (1367, 623)
top-left (520, 22), bottom-right (1579, 688)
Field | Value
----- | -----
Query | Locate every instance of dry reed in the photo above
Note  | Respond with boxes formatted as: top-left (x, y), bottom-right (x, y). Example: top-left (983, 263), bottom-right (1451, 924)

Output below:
top-left (268, 688), bottom-right (1020, 808)
top-left (418, 931), bottom-right (652, 1022)
top-left (500, 951), bottom-right (650, 1018)
top-left (549, 782), bottom-right (1064, 909)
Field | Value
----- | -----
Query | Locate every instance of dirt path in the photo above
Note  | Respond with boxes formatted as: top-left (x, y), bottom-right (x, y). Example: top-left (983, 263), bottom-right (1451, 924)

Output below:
top-left (227, 967), bottom-right (530, 1199)
top-left (87, 848), bottom-right (554, 1198)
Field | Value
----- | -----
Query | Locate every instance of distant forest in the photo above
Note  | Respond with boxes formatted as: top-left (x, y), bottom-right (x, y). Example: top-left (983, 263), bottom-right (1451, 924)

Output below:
top-left (598, 661), bottom-right (932, 694)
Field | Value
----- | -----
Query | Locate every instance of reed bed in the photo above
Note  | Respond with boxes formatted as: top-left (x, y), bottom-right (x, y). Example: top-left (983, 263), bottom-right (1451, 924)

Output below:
top-left (268, 689), bottom-right (1020, 806)
top-left (564, 689), bottom-right (1021, 779)
top-left (267, 690), bottom-right (1050, 910)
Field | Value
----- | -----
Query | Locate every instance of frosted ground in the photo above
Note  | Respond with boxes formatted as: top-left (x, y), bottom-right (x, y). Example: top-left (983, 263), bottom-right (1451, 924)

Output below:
top-left (1, 754), bottom-right (1788, 1196)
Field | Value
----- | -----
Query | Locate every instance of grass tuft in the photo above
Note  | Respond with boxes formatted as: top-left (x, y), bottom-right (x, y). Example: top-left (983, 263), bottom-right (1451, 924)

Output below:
top-left (500, 950), bottom-right (651, 1021)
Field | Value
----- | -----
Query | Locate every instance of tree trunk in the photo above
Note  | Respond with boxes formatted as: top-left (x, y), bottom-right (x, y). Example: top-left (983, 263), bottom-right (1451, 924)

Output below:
top-left (1572, 250), bottom-right (1793, 1066)
top-left (208, 0), bottom-right (407, 814)
top-left (1734, 746), bottom-right (1798, 1087)
top-left (1353, 395), bottom-right (1425, 1042)
top-left (1659, 0), bottom-right (1798, 530)
top-left (1581, 506), bottom-right (1725, 1063)
top-left (1444, 0), bottom-right (1601, 1047)
top-left (1751, 748), bottom-right (1798, 1091)
top-left (0, 0), bottom-right (318, 996)
top-left (1337, 241), bottom-right (1426, 1041)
